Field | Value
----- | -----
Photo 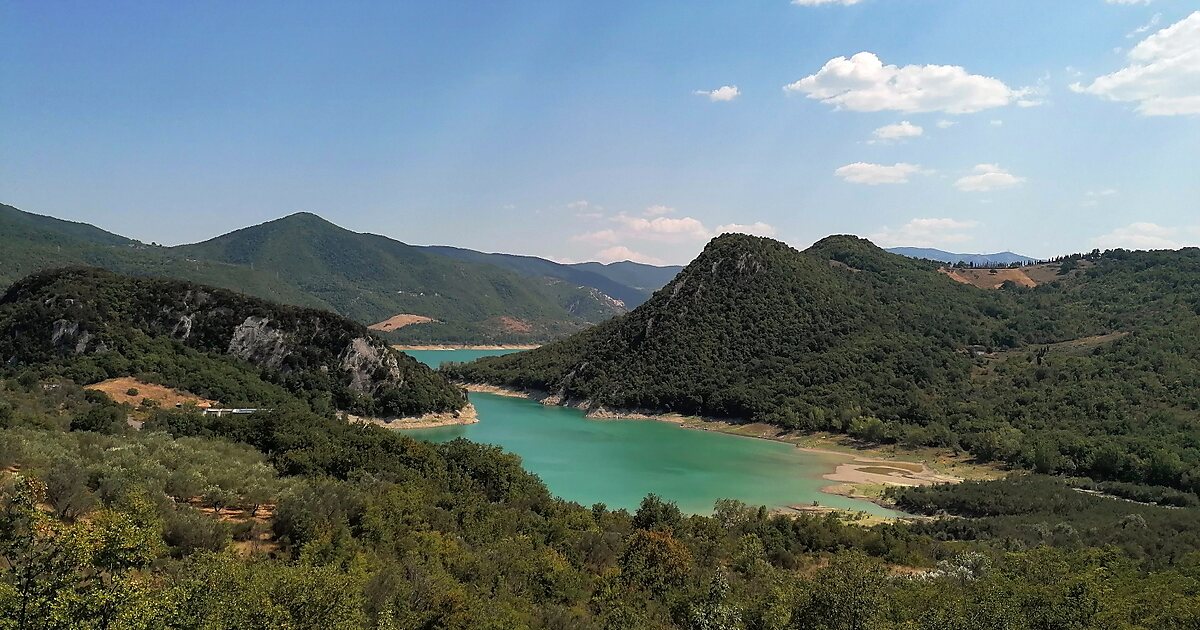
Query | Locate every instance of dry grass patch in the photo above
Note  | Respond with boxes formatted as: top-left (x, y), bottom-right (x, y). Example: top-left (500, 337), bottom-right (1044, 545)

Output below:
top-left (87, 377), bottom-right (216, 409)
top-left (368, 313), bottom-right (436, 332)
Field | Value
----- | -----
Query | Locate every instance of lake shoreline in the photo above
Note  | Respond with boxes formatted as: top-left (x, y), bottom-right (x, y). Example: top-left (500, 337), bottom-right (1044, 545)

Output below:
top-left (393, 344), bottom-right (541, 351)
top-left (460, 383), bottom-right (971, 514)
top-left (345, 403), bottom-right (480, 430)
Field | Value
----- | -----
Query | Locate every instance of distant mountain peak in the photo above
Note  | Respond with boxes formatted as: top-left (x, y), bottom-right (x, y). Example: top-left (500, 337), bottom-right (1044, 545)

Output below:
top-left (886, 247), bottom-right (1036, 266)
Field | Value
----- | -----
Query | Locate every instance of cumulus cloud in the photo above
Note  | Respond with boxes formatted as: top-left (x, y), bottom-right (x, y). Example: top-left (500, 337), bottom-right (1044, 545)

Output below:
top-left (1092, 222), bottom-right (1198, 250)
top-left (834, 162), bottom-right (925, 185)
top-left (572, 210), bottom-right (778, 264)
top-left (1071, 11), bottom-right (1200, 115)
top-left (715, 222), bottom-right (778, 237)
top-left (595, 246), bottom-right (666, 265)
top-left (954, 164), bottom-right (1025, 192)
top-left (784, 52), bottom-right (1017, 113)
top-left (936, 119), bottom-right (958, 129)
top-left (695, 85), bottom-right (740, 102)
top-left (868, 218), bottom-right (980, 248)
top-left (612, 215), bottom-right (712, 243)
top-left (871, 121), bottom-right (923, 142)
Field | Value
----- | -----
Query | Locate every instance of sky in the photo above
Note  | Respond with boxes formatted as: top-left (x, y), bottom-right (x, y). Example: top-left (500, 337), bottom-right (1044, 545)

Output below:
top-left (2, 1), bottom-right (1198, 265)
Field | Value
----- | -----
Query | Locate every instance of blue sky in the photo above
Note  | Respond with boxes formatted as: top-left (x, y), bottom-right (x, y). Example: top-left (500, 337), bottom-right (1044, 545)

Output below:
top-left (2, 1), bottom-right (1198, 264)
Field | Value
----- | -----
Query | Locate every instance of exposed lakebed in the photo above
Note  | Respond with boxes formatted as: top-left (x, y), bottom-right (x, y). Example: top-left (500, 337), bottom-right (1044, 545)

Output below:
top-left (404, 349), bottom-right (902, 516)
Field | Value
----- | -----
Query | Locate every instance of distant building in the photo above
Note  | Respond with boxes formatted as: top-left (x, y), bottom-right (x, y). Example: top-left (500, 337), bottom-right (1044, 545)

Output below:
top-left (201, 408), bottom-right (263, 416)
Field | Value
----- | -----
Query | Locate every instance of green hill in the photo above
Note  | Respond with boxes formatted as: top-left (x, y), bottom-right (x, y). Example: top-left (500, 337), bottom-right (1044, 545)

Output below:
top-left (447, 234), bottom-right (1200, 494)
top-left (0, 267), bottom-right (466, 416)
top-left (0, 204), bottom-right (334, 309)
top-left (172, 212), bottom-right (625, 342)
top-left (0, 204), bottom-right (630, 343)
top-left (568, 260), bottom-right (684, 295)
top-left (422, 245), bottom-right (673, 308)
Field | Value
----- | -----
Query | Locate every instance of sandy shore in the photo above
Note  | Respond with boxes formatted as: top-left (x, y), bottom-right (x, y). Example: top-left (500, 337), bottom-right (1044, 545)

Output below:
top-left (346, 403), bottom-right (479, 430)
top-left (460, 383), bottom-right (973, 508)
top-left (392, 344), bottom-right (541, 351)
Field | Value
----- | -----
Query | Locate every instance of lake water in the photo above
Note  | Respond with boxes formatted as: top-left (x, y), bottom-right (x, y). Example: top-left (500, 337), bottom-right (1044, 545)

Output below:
top-left (404, 349), bottom-right (900, 516)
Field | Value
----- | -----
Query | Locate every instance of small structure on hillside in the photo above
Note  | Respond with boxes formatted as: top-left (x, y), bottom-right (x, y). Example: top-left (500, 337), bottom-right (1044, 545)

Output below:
top-left (201, 408), bottom-right (263, 417)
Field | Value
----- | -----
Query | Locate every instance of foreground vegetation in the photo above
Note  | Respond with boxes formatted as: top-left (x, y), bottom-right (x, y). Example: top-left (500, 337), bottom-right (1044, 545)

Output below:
top-left (447, 236), bottom-right (1200, 498)
top-left (2, 375), bottom-right (1199, 628)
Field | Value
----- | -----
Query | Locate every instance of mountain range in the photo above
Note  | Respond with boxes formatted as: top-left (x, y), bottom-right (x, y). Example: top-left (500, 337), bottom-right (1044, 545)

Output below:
top-left (0, 204), bottom-right (682, 344)
top-left (886, 247), bottom-right (1037, 266)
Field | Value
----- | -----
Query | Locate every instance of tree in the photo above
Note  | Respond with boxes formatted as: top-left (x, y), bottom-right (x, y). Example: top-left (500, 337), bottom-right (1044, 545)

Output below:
top-left (618, 529), bottom-right (692, 598)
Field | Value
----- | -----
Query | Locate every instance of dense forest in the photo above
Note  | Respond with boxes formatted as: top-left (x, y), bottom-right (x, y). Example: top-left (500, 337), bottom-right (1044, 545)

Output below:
top-left (0, 267), bottom-right (466, 417)
top-left (446, 235), bottom-right (1200, 496)
top-left (0, 204), bottom-right (659, 344)
top-left (2, 374), bottom-right (1198, 628)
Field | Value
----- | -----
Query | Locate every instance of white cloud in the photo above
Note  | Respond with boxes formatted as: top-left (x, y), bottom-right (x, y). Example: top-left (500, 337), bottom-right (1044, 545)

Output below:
top-left (784, 52), bottom-right (1017, 114)
top-left (1106, 0), bottom-right (1153, 5)
top-left (1081, 188), bottom-right (1119, 206)
top-left (715, 222), bottom-right (778, 238)
top-left (954, 164), bottom-right (1025, 192)
top-left (1071, 11), bottom-right (1200, 115)
top-left (612, 215), bottom-right (712, 243)
top-left (567, 199), bottom-right (605, 219)
top-left (572, 211), bottom-right (776, 264)
top-left (835, 162), bottom-right (925, 185)
top-left (989, 119), bottom-right (1004, 126)
top-left (1128, 12), bottom-right (1161, 38)
top-left (570, 229), bottom-right (617, 244)
top-left (1092, 222), bottom-right (1198, 250)
top-left (868, 218), bottom-right (980, 248)
top-left (936, 119), bottom-right (958, 129)
top-left (791, 0), bottom-right (863, 5)
top-left (595, 246), bottom-right (666, 265)
top-left (571, 213), bottom-right (724, 245)
top-left (871, 121), bottom-right (923, 142)
top-left (695, 85), bottom-right (740, 102)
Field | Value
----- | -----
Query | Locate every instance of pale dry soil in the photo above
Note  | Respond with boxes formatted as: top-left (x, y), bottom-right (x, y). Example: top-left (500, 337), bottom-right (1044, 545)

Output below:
top-left (368, 313), bottom-right (436, 332)
top-left (345, 403), bottom-right (479, 430)
top-left (87, 376), bottom-right (217, 409)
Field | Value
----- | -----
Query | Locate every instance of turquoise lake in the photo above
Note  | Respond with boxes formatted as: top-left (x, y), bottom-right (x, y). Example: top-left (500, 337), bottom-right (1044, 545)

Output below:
top-left (403, 349), bottom-right (900, 517)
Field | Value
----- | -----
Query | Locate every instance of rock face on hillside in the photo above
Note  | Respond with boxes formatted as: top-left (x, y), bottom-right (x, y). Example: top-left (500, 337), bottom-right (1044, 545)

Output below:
top-left (0, 267), bottom-right (466, 416)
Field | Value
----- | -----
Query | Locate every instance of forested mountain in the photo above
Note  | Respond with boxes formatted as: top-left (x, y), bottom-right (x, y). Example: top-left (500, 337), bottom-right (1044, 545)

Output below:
top-left (173, 213), bottom-right (628, 341)
top-left (447, 235), bottom-right (1200, 495)
top-left (886, 246), bottom-right (1036, 266)
top-left (0, 204), bottom-right (648, 343)
top-left (0, 267), bottom-right (465, 417)
top-left (422, 245), bottom-right (678, 308)
top-left (570, 259), bottom-right (685, 293)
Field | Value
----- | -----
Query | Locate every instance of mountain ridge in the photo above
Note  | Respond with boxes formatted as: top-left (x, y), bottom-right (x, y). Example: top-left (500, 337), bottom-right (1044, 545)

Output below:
top-left (0, 204), bottom-right (680, 344)
top-left (886, 246), bottom-right (1037, 266)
